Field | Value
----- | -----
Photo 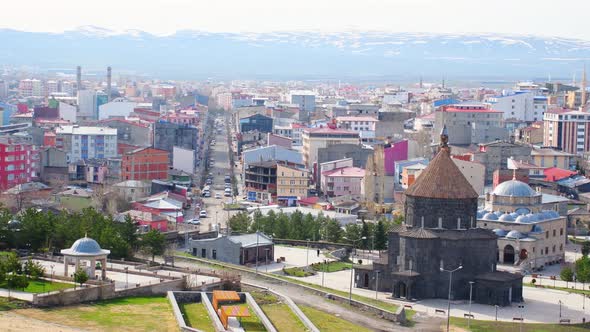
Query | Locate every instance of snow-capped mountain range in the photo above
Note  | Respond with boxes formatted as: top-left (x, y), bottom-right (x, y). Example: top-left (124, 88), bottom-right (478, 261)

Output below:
top-left (1, 26), bottom-right (589, 80)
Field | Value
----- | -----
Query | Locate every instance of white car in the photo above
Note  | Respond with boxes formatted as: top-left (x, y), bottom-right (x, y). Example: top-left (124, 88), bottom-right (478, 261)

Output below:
top-left (215, 193), bottom-right (222, 199)
top-left (199, 210), bottom-right (208, 218)
top-left (187, 218), bottom-right (200, 225)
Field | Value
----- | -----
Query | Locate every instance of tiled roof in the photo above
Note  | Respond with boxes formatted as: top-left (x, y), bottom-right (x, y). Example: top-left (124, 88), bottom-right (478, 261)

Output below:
top-left (404, 148), bottom-right (478, 199)
top-left (400, 228), bottom-right (438, 239)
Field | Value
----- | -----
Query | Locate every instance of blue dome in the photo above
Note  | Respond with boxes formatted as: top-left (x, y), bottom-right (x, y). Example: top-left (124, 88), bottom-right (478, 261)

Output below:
top-left (499, 213), bottom-right (515, 222)
top-left (515, 215), bottom-right (529, 223)
top-left (494, 210), bottom-right (504, 216)
top-left (525, 213), bottom-right (538, 222)
top-left (506, 230), bottom-right (527, 239)
top-left (515, 208), bottom-right (531, 215)
top-left (61, 236), bottom-right (110, 256)
top-left (509, 212), bottom-right (520, 218)
top-left (477, 210), bottom-right (485, 219)
top-left (493, 229), bottom-right (508, 237)
top-left (493, 180), bottom-right (537, 197)
top-left (531, 225), bottom-right (544, 233)
top-left (483, 212), bottom-right (498, 220)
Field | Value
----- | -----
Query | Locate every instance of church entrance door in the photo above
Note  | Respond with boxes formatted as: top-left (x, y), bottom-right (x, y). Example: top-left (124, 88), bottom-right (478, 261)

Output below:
top-left (363, 274), bottom-right (369, 288)
top-left (399, 282), bottom-right (407, 298)
top-left (503, 245), bottom-right (515, 264)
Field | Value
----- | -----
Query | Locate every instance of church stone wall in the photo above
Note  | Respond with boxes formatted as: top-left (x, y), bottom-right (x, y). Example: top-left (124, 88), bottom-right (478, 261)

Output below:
top-left (404, 196), bottom-right (478, 229)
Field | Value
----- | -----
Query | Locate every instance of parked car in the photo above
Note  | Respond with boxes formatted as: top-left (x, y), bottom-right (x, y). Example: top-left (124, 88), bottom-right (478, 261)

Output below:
top-left (203, 191), bottom-right (211, 198)
top-left (215, 193), bottom-right (222, 199)
top-left (187, 218), bottom-right (200, 225)
top-left (199, 210), bottom-right (208, 218)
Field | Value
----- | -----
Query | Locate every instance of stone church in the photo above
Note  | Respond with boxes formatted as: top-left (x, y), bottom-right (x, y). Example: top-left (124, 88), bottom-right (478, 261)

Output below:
top-left (355, 128), bottom-right (523, 306)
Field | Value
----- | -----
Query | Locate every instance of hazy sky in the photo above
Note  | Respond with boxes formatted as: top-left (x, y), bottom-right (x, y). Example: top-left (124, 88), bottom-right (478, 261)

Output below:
top-left (1, 0), bottom-right (589, 40)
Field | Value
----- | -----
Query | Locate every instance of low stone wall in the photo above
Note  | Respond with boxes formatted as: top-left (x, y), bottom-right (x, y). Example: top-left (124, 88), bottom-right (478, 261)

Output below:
top-left (167, 292), bottom-right (203, 332)
top-left (245, 293), bottom-right (277, 332)
top-left (33, 283), bottom-right (115, 307)
top-left (115, 277), bottom-right (186, 298)
top-left (201, 292), bottom-right (226, 332)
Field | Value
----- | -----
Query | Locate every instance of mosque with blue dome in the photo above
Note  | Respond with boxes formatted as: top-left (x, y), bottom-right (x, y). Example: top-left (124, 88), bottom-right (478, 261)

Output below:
top-left (477, 177), bottom-right (567, 271)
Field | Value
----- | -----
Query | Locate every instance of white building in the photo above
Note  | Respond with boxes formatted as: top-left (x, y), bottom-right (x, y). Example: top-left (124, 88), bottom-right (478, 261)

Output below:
top-left (290, 90), bottom-right (316, 112)
top-left (486, 90), bottom-right (542, 122)
top-left (18, 79), bottom-right (42, 97)
top-left (335, 116), bottom-right (378, 142)
top-left (77, 90), bottom-right (96, 120)
top-left (172, 146), bottom-right (196, 174)
top-left (55, 126), bottom-right (118, 163)
top-left (98, 98), bottom-right (138, 120)
top-left (58, 102), bottom-right (77, 123)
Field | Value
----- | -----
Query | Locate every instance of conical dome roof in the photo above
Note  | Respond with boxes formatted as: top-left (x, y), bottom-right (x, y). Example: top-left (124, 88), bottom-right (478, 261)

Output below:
top-left (404, 148), bottom-right (478, 199)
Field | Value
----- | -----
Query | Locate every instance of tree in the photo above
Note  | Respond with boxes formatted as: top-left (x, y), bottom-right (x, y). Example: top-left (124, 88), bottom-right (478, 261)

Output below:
top-left (229, 212), bottom-right (250, 233)
top-left (361, 221), bottom-right (370, 249)
top-left (325, 219), bottom-right (343, 243)
top-left (575, 256), bottom-right (590, 283)
top-left (289, 210), bottom-right (304, 240)
top-left (23, 259), bottom-right (45, 280)
top-left (560, 266), bottom-right (574, 287)
top-left (73, 268), bottom-right (89, 287)
top-left (141, 229), bottom-right (166, 262)
top-left (582, 242), bottom-right (590, 257)
top-left (343, 224), bottom-right (361, 244)
top-left (275, 212), bottom-right (290, 239)
top-left (6, 274), bottom-right (28, 291)
top-left (374, 219), bottom-right (388, 251)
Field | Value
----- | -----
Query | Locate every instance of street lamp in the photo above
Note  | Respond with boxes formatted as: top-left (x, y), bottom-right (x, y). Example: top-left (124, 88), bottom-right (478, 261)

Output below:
top-left (306, 239), bottom-right (310, 267)
top-left (468, 281), bottom-right (475, 329)
top-left (440, 264), bottom-right (463, 332)
top-left (124, 267), bottom-right (129, 289)
top-left (322, 259), bottom-right (327, 288)
top-left (265, 248), bottom-right (270, 273)
top-left (559, 300), bottom-right (562, 318)
top-left (495, 305), bottom-right (499, 321)
top-left (255, 231), bottom-right (260, 274)
top-left (344, 236), bottom-right (366, 305)
top-left (375, 270), bottom-right (381, 300)
top-left (518, 304), bottom-right (525, 332)
top-left (50, 264), bottom-right (55, 284)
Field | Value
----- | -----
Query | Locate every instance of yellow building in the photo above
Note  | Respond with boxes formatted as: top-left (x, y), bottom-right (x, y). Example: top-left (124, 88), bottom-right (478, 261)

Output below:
top-left (276, 164), bottom-right (310, 206)
top-left (531, 147), bottom-right (573, 170)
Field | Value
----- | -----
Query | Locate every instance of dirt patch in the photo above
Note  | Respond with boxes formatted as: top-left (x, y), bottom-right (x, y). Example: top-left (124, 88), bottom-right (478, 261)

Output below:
top-left (0, 311), bottom-right (85, 332)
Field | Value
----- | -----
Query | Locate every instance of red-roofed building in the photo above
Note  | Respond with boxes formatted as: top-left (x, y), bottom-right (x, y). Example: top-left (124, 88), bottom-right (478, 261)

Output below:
top-left (43, 131), bottom-right (56, 147)
top-left (544, 167), bottom-right (577, 182)
top-left (435, 104), bottom-right (508, 145)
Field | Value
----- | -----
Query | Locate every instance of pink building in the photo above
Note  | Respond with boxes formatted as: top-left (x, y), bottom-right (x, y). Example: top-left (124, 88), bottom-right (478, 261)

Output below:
top-left (267, 133), bottom-right (292, 149)
top-left (383, 140), bottom-right (409, 176)
top-left (321, 166), bottom-right (366, 198)
top-left (121, 210), bottom-right (168, 232)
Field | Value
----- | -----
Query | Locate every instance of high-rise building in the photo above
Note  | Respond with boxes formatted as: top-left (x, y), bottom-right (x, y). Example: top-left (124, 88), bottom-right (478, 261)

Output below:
top-left (18, 79), bottom-right (42, 97)
top-left (290, 90), bottom-right (316, 112)
top-left (302, 126), bottom-right (359, 168)
top-left (77, 90), bottom-right (96, 120)
top-left (543, 108), bottom-right (590, 154)
top-left (55, 126), bottom-right (118, 162)
top-left (121, 147), bottom-right (169, 181)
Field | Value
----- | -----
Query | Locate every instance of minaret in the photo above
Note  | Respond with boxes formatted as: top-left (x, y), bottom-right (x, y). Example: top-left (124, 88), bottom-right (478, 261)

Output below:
top-left (440, 125), bottom-right (450, 154)
top-left (107, 66), bottom-right (112, 102)
top-left (582, 64), bottom-right (587, 107)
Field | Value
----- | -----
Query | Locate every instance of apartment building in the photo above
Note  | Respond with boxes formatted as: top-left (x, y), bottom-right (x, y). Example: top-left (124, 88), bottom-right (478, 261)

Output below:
top-left (435, 104), bottom-right (507, 145)
top-left (121, 147), bottom-right (169, 181)
top-left (530, 147), bottom-right (574, 169)
top-left (320, 166), bottom-right (365, 199)
top-left (302, 126), bottom-right (359, 169)
top-left (276, 164), bottom-right (309, 206)
top-left (0, 137), bottom-right (39, 190)
top-left (335, 116), bottom-right (378, 142)
top-left (543, 108), bottom-right (590, 154)
top-left (55, 125), bottom-right (118, 163)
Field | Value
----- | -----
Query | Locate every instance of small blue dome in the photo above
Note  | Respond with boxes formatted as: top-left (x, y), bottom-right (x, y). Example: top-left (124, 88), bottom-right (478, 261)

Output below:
top-left (494, 210), bottom-right (504, 216)
top-left (525, 213), bottom-right (538, 222)
top-left (477, 210), bottom-right (484, 219)
top-left (506, 230), bottom-right (527, 239)
top-left (515, 208), bottom-right (531, 215)
top-left (483, 212), bottom-right (498, 220)
top-left (509, 212), bottom-right (520, 218)
top-left (531, 225), bottom-right (544, 233)
top-left (493, 229), bottom-right (508, 237)
top-left (515, 215), bottom-right (529, 223)
top-left (493, 180), bottom-right (538, 197)
top-left (499, 213), bottom-right (515, 222)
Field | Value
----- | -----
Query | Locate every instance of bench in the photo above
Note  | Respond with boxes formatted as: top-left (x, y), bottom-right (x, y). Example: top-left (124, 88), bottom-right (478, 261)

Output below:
top-left (403, 305), bottom-right (413, 309)
top-left (559, 319), bottom-right (571, 324)
top-left (464, 314), bottom-right (474, 319)
top-left (435, 309), bottom-right (445, 314)
top-left (513, 317), bottom-right (524, 321)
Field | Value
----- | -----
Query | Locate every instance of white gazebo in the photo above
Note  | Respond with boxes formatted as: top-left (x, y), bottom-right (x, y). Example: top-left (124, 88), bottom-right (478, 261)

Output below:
top-left (61, 236), bottom-right (110, 280)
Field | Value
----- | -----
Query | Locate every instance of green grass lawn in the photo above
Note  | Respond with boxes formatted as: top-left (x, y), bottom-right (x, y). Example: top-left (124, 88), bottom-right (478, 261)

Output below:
top-left (235, 304), bottom-right (266, 332)
top-left (262, 303), bottom-right (308, 332)
top-left (250, 291), bottom-right (279, 305)
top-left (310, 261), bottom-right (352, 272)
top-left (299, 305), bottom-right (372, 332)
top-left (451, 317), bottom-right (590, 332)
top-left (0, 279), bottom-right (74, 293)
top-left (283, 267), bottom-right (315, 277)
top-left (16, 296), bottom-right (178, 332)
top-left (179, 302), bottom-right (214, 332)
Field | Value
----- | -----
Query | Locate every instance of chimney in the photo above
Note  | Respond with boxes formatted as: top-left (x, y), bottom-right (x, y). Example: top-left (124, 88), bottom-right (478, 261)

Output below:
top-left (76, 66), bottom-right (82, 91)
top-left (107, 66), bottom-right (112, 102)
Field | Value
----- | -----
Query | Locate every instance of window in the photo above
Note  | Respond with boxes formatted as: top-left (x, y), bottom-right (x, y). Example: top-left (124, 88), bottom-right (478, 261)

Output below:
top-left (560, 228), bottom-right (563, 236)
top-left (552, 245), bottom-right (556, 253)
top-left (201, 249), bottom-right (206, 258)
top-left (545, 231), bottom-right (549, 239)
top-left (212, 250), bottom-right (217, 259)
top-left (560, 244), bottom-right (563, 251)
top-left (545, 247), bottom-right (549, 254)
top-left (553, 229), bottom-right (556, 237)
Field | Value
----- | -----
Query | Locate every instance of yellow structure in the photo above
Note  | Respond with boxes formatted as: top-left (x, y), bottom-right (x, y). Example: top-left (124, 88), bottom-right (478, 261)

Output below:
top-left (530, 147), bottom-right (573, 169)
top-left (276, 164), bottom-right (310, 204)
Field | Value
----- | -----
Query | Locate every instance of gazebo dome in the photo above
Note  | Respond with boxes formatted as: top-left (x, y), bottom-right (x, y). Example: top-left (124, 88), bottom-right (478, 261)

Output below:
top-left (61, 236), bottom-right (110, 256)
top-left (492, 180), bottom-right (537, 197)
